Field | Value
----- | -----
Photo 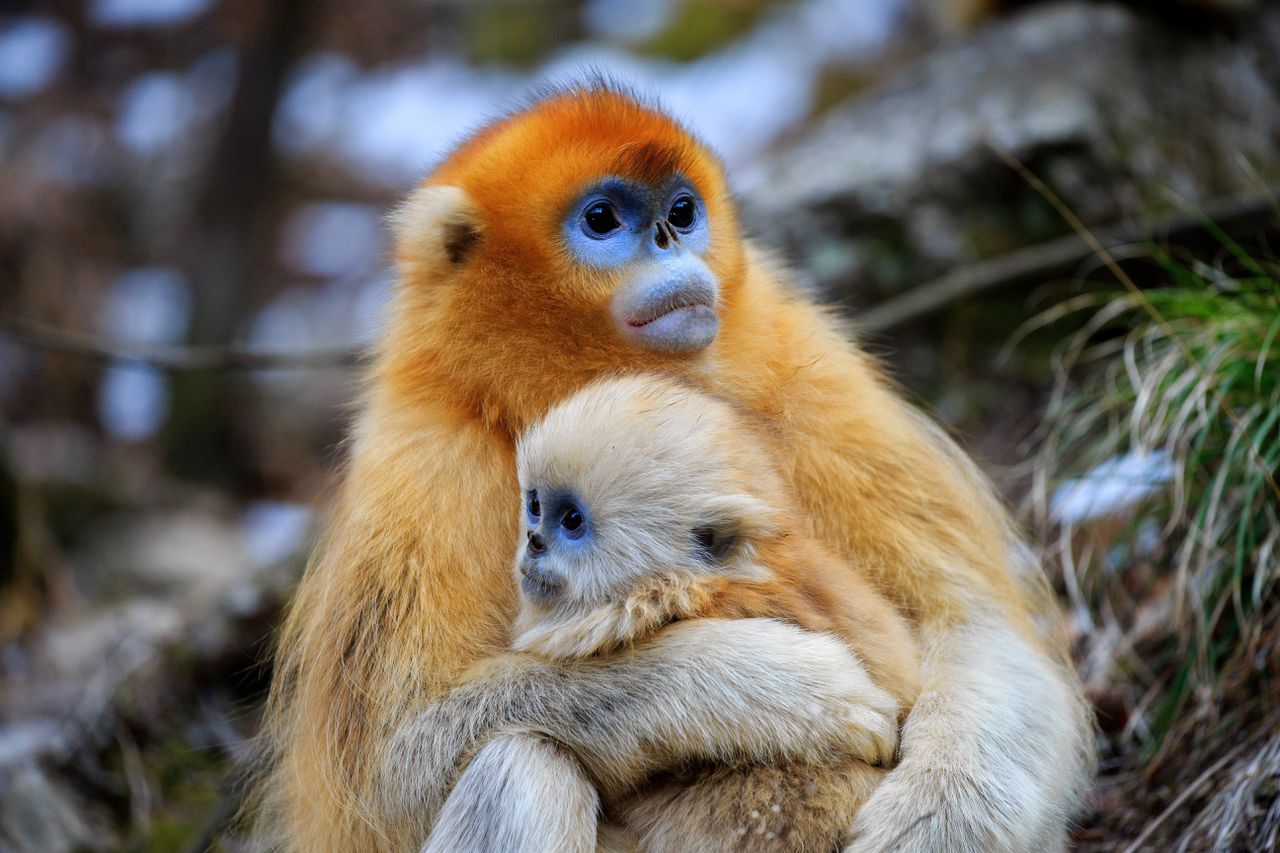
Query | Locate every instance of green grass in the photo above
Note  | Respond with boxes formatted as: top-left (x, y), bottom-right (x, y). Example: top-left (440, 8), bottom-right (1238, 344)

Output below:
top-left (1036, 245), bottom-right (1279, 732)
top-left (1030, 239), bottom-right (1280, 848)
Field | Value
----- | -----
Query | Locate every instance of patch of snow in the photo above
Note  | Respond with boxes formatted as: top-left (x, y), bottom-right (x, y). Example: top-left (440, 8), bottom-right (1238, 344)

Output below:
top-left (581, 0), bottom-right (675, 43)
top-left (275, 55), bottom-right (518, 184)
top-left (115, 52), bottom-right (236, 157)
top-left (1051, 450), bottom-right (1176, 525)
top-left (0, 17), bottom-right (69, 99)
top-left (0, 720), bottom-right (68, 766)
top-left (241, 500), bottom-right (312, 568)
top-left (97, 363), bottom-right (169, 440)
top-left (116, 72), bottom-right (196, 156)
top-left (341, 62), bottom-right (517, 182)
top-left (31, 115), bottom-right (115, 187)
top-left (794, 0), bottom-right (910, 60)
top-left (100, 266), bottom-right (192, 345)
top-left (90, 0), bottom-right (213, 29)
top-left (280, 202), bottom-right (384, 279)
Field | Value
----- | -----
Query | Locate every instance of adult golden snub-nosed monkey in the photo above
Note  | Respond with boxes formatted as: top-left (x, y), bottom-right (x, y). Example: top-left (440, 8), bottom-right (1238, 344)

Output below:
top-left (258, 84), bottom-right (1093, 853)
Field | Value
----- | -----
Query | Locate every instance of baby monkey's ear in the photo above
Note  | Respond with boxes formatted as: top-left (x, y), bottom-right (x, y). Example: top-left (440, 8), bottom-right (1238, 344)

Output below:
top-left (693, 525), bottom-right (736, 562)
top-left (390, 184), bottom-right (484, 279)
top-left (695, 493), bottom-right (780, 569)
top-left (700, 494), bottom-right (779, 538)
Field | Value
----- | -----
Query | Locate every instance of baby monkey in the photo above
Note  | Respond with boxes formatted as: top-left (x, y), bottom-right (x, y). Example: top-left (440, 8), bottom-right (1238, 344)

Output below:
top-left (511, 374), bottom-right (921, 852)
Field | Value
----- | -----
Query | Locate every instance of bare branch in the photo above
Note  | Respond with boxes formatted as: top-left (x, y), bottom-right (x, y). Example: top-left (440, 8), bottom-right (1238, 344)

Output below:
top-left (2, 186), bottom-right (1274, 371)
top-left (855, 184), bottom-right (1280, 333)
top-left (0, 316), bottom-right (365, 372)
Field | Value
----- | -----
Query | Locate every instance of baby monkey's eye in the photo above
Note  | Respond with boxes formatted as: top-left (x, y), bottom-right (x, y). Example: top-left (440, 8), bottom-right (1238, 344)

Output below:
top-left (527, 490), bottom-right (540, 517)
top-left (667, 195), bottom-right (696, 230)
top-left (584, 201), bottom-right (621, 235)
top-left (561, 507), bottom-right (584, 532)
top-left (693, 527), bottom-right (716, 551)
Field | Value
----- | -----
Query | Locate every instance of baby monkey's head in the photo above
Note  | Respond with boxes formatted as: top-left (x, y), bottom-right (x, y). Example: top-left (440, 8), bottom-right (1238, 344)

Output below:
top-left (513, 374), bottom-right (788, 630)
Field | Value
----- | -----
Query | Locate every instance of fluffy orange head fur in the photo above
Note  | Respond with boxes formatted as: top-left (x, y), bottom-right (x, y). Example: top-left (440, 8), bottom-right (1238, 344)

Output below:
top-left (382, 85), bottom-right (746, 432)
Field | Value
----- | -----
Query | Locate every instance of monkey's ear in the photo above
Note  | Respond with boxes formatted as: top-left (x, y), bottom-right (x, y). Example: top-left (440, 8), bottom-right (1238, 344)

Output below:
top-left (390, 184), bottom-right (484, 277)
top-left (702, 494), bottom-right (779, 537)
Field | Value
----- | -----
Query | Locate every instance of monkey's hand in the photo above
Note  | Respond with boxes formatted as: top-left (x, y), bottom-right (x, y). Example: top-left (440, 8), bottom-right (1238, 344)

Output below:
top-left (389, 617), bottom-right (900, 825)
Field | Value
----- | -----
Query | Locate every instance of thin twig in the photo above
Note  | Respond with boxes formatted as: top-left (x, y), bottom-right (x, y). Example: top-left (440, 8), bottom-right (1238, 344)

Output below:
top-left (0, 316), bottom-right (365, 372)
top-left (857, 184), bottom-right (1279, 333)
top-left (1120, 723), bottom-right (1270, 853)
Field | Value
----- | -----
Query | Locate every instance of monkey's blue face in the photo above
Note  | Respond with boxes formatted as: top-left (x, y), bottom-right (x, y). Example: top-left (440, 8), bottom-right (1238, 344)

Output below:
top-left (562, 177), bottom-right (719, 353)
top-left (519, 487), bottom-right (592, 604)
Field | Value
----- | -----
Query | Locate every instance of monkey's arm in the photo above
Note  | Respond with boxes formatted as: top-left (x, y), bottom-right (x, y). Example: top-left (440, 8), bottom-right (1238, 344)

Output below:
top-left (386, 617), bottom-right (900, 832)
top-left (716, 266), bottom-right (1093, 852)
top-left (844, 613), bottom-right (1088, 853)
top-left (513, 573), bottom-right (727, 659)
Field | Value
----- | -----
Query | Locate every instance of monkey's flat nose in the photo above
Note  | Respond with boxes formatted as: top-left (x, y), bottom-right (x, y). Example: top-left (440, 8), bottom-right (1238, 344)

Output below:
top-left (652, 220), bottom-right (677, 250)
top-left (527, 531), bottom-right (546, 555)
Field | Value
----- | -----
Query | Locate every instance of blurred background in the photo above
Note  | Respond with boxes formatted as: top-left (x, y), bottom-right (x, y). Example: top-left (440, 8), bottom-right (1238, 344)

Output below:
top-left (1, 0), bottom-right (1277, 850)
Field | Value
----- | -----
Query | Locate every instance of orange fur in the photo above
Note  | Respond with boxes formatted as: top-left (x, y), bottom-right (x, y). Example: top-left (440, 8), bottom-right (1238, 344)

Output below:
top-left (259, 85), bottom-right (1090, 852)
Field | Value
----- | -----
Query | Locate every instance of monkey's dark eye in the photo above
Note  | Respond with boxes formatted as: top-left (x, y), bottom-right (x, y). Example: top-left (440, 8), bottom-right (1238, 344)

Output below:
top-left (561, 506), bottom-right (584, 533)
top-left (667, 195), bottom-right (696, 230)
top-left (693, 527), bottom-right (716, 551)
top-left (584, 202), bottom-right (621, 235)
top-left (527, 490), bottom-right (540, 518)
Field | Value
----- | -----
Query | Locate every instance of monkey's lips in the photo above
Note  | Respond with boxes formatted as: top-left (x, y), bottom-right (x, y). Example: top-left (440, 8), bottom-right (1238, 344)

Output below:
top-left (626, 291), bottom-right (713, 327)
top-left (621, 295), bottom-right (719, 352)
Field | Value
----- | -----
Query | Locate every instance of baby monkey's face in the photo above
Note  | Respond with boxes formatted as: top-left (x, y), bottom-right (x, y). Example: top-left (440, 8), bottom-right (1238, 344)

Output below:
top-left (512, 374), bottom-right (785, 617)
top-left (517, 486), bottom-right (585, 604)
top-left (516, 481), bottom-right (736, 610)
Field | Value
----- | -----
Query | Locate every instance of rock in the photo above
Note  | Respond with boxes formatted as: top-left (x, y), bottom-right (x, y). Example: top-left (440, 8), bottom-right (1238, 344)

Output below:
top-left (0, 503), bottom-right (307, 852)
top-left (0, 764), bottom-right (106, 853)
top-left (740, 1), bottom-right (1280, 304)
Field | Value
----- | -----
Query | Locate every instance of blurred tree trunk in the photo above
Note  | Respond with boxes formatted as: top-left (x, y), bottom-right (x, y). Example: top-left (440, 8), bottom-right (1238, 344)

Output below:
top-left (171, 0), bottom-right (311, 488)
top-left (188, 0), bottom-right (308, 347)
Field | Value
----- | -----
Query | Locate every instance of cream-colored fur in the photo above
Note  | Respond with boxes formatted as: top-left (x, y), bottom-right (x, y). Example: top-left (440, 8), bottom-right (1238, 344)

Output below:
top-left (847, 619), bottom-right (1088, 852)
top-left (383, 619), bottom-right (900, 847)
top-left (511, 373), bottom-right (783, 656)
top-left (422, 732), bottom-right (598, 853)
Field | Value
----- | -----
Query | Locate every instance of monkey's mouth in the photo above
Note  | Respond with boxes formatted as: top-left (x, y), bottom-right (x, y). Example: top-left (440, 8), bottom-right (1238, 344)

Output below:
top-left (625, 293), bottom-right (716, 329)
top-left (612, 266), bottom-right (721, 353)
